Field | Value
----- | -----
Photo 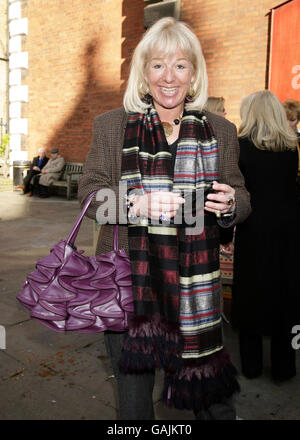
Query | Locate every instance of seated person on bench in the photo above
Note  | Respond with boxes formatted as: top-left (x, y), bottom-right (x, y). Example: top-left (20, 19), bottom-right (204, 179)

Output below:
top-left (32, 148), bottom-right (65, 198)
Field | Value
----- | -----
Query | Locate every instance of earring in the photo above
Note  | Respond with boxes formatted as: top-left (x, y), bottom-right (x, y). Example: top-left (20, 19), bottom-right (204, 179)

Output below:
top-left (139, 83), bottom-right (152, 103)
top-left (186, 85), bottom-right (196, 102)
top-left (142, 93), bottom-right (153, 104)
top-left (189, 85), bottom-right (196, 97)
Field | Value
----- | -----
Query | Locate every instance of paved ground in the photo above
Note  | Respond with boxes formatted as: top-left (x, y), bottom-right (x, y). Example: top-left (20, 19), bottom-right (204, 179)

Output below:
top-left (0, 190), bottom-right (299, 420)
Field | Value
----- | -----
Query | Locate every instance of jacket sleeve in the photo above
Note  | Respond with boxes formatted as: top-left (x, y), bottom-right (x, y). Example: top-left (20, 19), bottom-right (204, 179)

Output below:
top-left (77, 114), bottom-right (124, 224)
top-left (218, 121), bottom-right (251, 227)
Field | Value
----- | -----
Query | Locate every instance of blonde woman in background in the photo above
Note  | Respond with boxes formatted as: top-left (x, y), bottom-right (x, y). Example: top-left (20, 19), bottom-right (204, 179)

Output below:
top-left (282, 99), bottom-right (300, 138)
top-left (231, 90), bottom-right (300, 381)
top-left (205, 96), bottom-right (227, 118)
top-left (282, 99), bottom-right (300, 203)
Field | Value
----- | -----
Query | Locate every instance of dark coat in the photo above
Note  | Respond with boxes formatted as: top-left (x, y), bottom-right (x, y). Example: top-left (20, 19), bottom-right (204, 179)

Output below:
top-left (231, 137), bottom-right (300, 334)
top-left (78, 107), bottom-right (251, 256)
top-left (24, 156), bottom-right (49, 188)
top-left (31, 156), bottom-right (49, 170)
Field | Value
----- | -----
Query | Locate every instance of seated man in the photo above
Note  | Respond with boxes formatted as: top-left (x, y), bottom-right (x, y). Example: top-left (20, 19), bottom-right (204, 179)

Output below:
top-left (18, 147), bottom-right (48, 195)
top-left (32, 148), bottom-right (65, 198)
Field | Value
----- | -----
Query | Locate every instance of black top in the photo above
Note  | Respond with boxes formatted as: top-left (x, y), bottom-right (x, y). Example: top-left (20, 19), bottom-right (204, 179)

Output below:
top-left (231, 136), bottom-right (300, 333)
top-left (169, 139), bottom-right (178, 172)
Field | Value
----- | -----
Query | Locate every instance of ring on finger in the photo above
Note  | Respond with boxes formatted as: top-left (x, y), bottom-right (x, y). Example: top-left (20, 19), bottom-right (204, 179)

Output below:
top-left (159, 212), bottom-right (168, 221)
top-left (215, 210), bottom-right (221, 218)
top-left (226, 195), bottom-right (234, 206)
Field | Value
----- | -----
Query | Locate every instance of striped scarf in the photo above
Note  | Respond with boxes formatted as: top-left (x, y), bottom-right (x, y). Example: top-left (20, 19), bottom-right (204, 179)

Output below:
top-left (120, 106), bottom-right (239, 412)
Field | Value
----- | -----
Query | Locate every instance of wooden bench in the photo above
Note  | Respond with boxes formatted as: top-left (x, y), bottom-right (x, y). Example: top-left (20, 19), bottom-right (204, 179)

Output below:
top-left (51, 162), bottom-right (83, 200)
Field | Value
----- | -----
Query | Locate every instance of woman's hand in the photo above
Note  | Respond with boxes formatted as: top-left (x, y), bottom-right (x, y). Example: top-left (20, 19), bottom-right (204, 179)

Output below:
top-left (131, 191), bottom-right (185, 220)
top-left (204, 181), bottom-right (236, 217)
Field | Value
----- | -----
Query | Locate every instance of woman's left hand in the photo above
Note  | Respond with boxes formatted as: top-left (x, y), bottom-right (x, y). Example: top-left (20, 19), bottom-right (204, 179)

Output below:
top-left (204, 181), bottom-right (236, 217)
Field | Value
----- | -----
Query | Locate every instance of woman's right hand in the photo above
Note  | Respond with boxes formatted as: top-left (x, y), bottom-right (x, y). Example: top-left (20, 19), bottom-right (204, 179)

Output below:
top-left (132, 191), bottom-right (185, 220)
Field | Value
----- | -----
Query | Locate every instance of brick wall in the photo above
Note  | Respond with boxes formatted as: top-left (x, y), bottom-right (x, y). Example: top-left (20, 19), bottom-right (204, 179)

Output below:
top-left (181, 0), bottom-right (280, 126)
top-left (23, 0), bottom-right (145, 161)
top-left (23, 0), bottom-right (282, 161)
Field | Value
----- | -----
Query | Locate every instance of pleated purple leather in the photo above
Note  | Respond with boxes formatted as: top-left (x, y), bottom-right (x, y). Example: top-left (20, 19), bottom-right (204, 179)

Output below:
top-left (17, 191), bottom-right (134, 333)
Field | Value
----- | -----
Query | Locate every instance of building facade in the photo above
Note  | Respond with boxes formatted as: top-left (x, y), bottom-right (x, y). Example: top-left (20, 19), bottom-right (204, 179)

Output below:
top-left (7, 0), bottom-right (288, 163)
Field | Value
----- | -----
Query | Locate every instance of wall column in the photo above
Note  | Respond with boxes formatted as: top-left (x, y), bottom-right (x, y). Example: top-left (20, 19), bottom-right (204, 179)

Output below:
top-left (8, 0), bottom-right (28, 170)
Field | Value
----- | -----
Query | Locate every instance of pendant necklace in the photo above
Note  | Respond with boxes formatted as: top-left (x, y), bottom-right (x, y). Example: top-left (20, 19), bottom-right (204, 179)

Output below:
top-left (162, 113), bottom-right (183, 138)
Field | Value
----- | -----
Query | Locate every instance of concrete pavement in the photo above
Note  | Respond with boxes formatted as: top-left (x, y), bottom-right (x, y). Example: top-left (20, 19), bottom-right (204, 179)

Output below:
top-left (0, 190), bottom-right (299, 420)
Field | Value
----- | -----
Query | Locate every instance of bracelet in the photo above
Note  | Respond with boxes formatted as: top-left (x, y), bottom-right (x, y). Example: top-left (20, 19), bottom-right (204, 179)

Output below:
top-left (221, 212), bottom-right (234, 218)
top-left (221, 201), bottom-right (237, 218)
top-left (125, 194), bottom-right (138, 223)
top-left (125, 193), bottom-right (136, 208)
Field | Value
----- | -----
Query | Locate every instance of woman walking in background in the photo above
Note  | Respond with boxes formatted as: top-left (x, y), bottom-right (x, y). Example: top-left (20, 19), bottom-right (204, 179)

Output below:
top-left (232, 90), bottom-right (300, 381)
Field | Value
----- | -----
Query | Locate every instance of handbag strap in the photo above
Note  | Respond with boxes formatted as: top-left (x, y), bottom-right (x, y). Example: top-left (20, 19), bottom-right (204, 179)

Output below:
top-left (66, 191), bottom-right (119, 249)
top-left (113, 221), bottom-right (119, 251)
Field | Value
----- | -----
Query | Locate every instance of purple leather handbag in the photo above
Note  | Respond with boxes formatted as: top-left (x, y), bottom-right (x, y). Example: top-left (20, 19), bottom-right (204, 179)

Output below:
top-left (17, 191), bottom-right (134, 333)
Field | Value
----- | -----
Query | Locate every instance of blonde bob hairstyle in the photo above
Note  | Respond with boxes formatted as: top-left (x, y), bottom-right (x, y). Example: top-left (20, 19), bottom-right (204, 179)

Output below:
top-left (123, 17), bottom-right (208, 113)
top-left (204, 96), bottom-right (225, 114)
top-left (238, 90), bottom-right (297, 152)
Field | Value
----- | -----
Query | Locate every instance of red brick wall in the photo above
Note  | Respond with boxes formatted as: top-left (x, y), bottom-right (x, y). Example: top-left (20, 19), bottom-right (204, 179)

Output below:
top-left (23, 0), bottom-right (145, 161)
top-left (181, 0), bottom-right (280, 126)
top-left (23, 0), bottom-right (282, 161)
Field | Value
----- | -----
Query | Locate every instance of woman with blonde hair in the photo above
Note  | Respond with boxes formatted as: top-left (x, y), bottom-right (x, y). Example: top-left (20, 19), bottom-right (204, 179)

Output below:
top-left (282, 98), bottom-right (300, 135)
top-left (232, 90), bottom-right (300, 381)
top-left (282, 99), bottom-right (300, 203)
top-left (204, 96), bottom-right (227, 118)
top-left (79, 17), bottom-right (251, 419)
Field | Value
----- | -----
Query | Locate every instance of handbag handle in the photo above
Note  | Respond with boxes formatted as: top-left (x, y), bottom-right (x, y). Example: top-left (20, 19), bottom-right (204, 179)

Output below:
top-left (66, 190), bottom-right (119, 250)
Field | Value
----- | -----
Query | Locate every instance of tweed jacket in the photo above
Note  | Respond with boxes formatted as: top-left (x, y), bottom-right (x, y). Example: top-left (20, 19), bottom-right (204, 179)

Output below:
top-left (39, 155), bottom-right (65, 187)
top-left (78, 107), bottom-right (251, 256)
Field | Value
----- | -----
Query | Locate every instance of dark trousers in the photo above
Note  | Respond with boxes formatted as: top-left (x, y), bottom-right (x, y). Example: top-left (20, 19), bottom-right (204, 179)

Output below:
top-left (239, 329), bottom-right (296, 380)
top-left (194, 397), bottom-right (236, 420)
top-left (104, 331), bottom-right (155, 420)
top-left (32, 175), bottom-right (49, 196)
top-left (104, 331), bottom-right (236, 420)
top-left (23, 170), bottom-right (39, 193)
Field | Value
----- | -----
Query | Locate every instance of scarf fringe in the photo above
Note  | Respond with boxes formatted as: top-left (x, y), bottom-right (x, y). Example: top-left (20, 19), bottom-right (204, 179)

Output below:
top-left (120, 314), bottom-right (240, 411)
top-left (120, 314), bottom-right (183, 372)
top-left (163, 358), bottom-right (240, 412)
